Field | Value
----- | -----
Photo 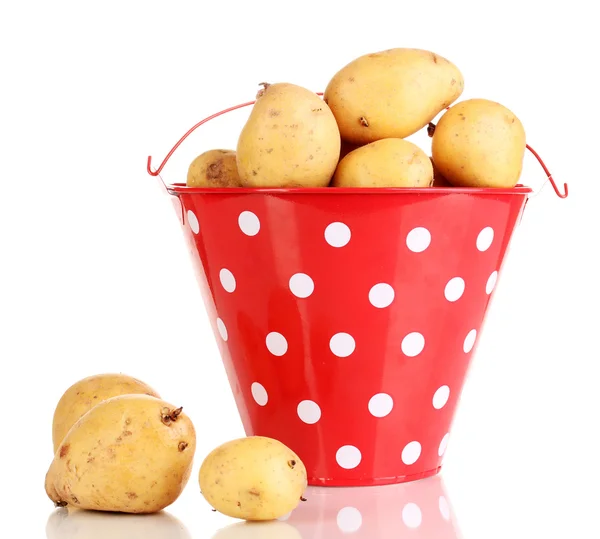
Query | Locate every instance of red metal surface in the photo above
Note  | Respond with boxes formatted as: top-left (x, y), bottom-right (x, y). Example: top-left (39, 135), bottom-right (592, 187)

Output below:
top-left (174, 186), bottom-right (529, 486)
top-left (147, 95), bottom-right (565, 485)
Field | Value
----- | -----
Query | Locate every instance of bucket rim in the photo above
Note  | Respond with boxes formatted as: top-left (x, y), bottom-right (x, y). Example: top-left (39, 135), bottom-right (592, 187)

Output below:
top-left (166, 183), bottom-right (534, 196)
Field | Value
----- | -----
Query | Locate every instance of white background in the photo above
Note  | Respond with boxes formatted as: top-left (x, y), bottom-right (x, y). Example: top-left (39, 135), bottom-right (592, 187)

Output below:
top-left (1, 1), bottom-right (598, 537)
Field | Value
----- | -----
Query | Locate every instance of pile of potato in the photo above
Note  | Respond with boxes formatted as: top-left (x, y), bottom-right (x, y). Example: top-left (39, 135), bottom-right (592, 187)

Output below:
top-left (187, 47), bottom-right (526, 190)
top-left (46, 374), bottom-right (197, 514)
top-left (46, 373), bottom-right (307, 520)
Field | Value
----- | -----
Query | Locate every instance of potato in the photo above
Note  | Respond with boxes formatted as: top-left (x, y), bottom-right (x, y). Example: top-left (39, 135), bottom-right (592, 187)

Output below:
top-left (431, 98), bottom-right (526, 188)
top-left (236, 83), bottom-right (341, 187)
top-left (339, 139), bottom-right (362, 160)
top-left (187, 149), bottom-right (244, 187)
top-left (46, 508), bottom-right (192, 539)
top-left (430, 157), bottom-right (452, 187)
top-left (52, 373), bottom-right (160, 453)
top-left (199, 436), bottom-right (307, 521)
top-left (332, 138), bottom-right (433, 187)
top-left (45, 394), bottom-right (196, 514)
top-left (324, 48), bottom-right (464, 144)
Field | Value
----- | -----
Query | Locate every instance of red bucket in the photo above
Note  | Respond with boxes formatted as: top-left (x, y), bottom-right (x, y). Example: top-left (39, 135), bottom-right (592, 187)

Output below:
top-left (148, 101), bottom-right (567, 487)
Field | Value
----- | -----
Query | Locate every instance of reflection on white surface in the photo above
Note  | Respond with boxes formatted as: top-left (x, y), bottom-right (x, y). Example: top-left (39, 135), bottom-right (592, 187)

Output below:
top-left (213, 521), bottom-right (303, 539)
top-left (46, 507), bottom-right (192, 539)
top-left (213, 475), bottom-right (460, 538)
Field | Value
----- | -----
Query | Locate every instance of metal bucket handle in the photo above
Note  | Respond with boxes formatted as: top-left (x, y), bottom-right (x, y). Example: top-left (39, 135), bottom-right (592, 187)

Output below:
top-left (147, 94), bottom-right (568, 200)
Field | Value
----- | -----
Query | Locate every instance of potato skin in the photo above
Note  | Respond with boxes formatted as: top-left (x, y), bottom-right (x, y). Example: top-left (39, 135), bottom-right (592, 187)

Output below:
top-left (187, 149), bottom-right (243, 187)
top-left (324, 48), bottom-right (464, 144)
top-left (46, 395), bottom-right (196, 514)
top-left (199, 436), bottom-right (308, 521)
top-left (236, 83), bottom-right (341, 187)
top-left (431, 98), bottom-right (526, 188)
top-left (52, 373), bottom-right (160, 453)
top-left (430, 157), bottom-right (452, 187)
top-left (332, 138), bottom-right (433, 188)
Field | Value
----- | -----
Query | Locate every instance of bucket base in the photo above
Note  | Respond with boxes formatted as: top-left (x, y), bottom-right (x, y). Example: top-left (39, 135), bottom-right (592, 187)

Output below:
top-left (308, 466), bottom-right (442, 487)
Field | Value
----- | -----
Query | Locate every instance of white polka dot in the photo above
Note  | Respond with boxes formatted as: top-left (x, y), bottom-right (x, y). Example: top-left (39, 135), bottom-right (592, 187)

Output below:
top-left (402, 441), bottom-right (422, 465)
top-left (433, 385), bottom-right (450, 409)
top-left (444, 277), bottom-right (465, 302)
top-left (330, 333), bottom-right (356, 358)
top-left (266, 332), bottom-right (288, 357)
top-left (486, 270), bottom-right (498, 294)
top-left (251, 383), bottom-right (268, 406)
top-left (401, 332), bottom-right (425, 357)
top-left (336, 445), bottom-right (362, 469)
top-left (325, 222), bottom-right (351, 247)
top-left (297, 400), bottom-right (321, 424)
top-left (219, 268), bottom-right (236, 293)
top-left (406, 227), bottom-right (431, 253)
top-left (439, 433), bottom-right (450, 457)
top-left (477, 227), bottom-right (494, 251)
top-left (278, 512), bottom-right (292, 522)
top-left (402, 503), bottom-right (422, 528)
top-left (238, 211), bottom-right (260, 236)
top-left (187, 210), bottom-right (200, 234)
top-left (216, 318), bottom-right (228, 341)
top-left (463, 329), bottom-right (477, 354)
top-left (369, 283), bottom-right (395, 308)
top-left (337, 507), bottom-right (363, 533)
top-left (439, 496), bottom-right (451, 521)
top-left (289, 273), bottom-right (315, 298)
top-left (368, 393), bottom-right (394, 418)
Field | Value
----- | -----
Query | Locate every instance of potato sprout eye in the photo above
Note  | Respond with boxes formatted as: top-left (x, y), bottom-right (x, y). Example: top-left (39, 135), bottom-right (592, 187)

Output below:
top-left (288, 460), bottom-right (296, 469)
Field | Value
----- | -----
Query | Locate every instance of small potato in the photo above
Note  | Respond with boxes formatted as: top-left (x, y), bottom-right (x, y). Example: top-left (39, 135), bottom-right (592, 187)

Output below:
top-left (339, 139), bottom-right (362, 160)
top-left (324, 48), bottom-right (464, 144)
top-left (199, 436), bottom-right (307, 521)
top-left (431, 98), bottom-right (526, 188)
top-left (45, 395), bottom-right (196, 514)
top-left (236, 83), bottom-right (341, 187)
top-left (187, 149), bottom-right (244, 188)
top-left (52, 373), bottom-right (160, 453)
top-left (332, 138), bottom-right (433, 188)
top-left (430, 157), bottom-right (452, 187)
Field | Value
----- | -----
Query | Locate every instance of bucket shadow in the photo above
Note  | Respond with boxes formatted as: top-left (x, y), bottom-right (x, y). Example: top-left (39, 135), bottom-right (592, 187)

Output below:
top-left (46, 507), bottom-right (192, 539)
top-left (213, 474), bottom-right (460, 538)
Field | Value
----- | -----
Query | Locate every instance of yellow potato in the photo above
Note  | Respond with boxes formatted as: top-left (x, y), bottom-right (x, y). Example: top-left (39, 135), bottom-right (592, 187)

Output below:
top-left (52, 373), bottom-right (160, 453)
top-left (430, 157), bottom-right (452, 187)
top-left (332, 138), bottom-right (433, 187)
top-left (236, 83), bottom-right (341, 187)
top-left (324, 48), bottom-right (464, 144)
top-left (187, 149), bottom-right (243, 187)
top-left (339, 139), bottom-right (362, 160)
top-left (199, 436), bottom-right (307, 521)
top-left (431, 98), bottom-right (526, 188)
top-left (45, 395), bottom-right (196, 514)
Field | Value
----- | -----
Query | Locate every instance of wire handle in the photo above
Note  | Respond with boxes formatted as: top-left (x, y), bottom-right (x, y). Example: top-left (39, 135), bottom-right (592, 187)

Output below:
top-left (147, 99), bottom-right (257, 178)
top-left (525, 144), bottom-right (568, 199)
top-left (147, 96), bottom-right (568, 199)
